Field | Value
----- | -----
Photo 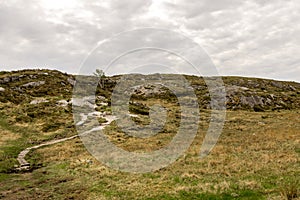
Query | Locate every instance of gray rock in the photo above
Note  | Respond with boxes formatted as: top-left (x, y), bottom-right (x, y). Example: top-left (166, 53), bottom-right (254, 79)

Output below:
top-left (0, 87), bottom-right (5, 92)
top-left (21, 81), bottom-right (45, 88)
top-left (266, 98), bottom-right (272, 104)
top-left (57, 100), bottom-right (70, 107)
top-left (29, 75), bottom-right (37, 79)
top-left (240, 96), bottom-right (264, 108)
top-left (226, 85), bottom-right (249, 95)
top-left (289, 85), bottom-right (296, 91)
top-left (14, 87), bottom-right (24, 93)
top-left (11, 76), bottom-right (20, 82)
top-left (97, 96), bottom-right (106, 101)
top-left (269, 94), bottom-right (275, 99)
top-left (129, 84), bottom-right (168, 98)
top-left (3, 77), bottom-right (10, 83)
top-left (271, 81), bottom-right (284, 89)
top-left (71, 96), bottom-right (96, 109)
top-left (30, 98), bottom-right (49, 105)
top-left (67, 78), bottom-right (76, 86)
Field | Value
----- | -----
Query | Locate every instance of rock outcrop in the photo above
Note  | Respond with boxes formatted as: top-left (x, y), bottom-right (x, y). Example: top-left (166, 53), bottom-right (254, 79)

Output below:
top-left (21, 81), bottom-right (45, 88)
top-left (0, 70), bottom-right (299, 111)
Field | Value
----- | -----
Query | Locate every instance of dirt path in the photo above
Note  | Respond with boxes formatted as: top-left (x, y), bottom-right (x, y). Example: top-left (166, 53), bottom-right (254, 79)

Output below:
top-left (17, 135), bottom-right (78, 169)
top-left (16, 112), bottom-right (117, 170)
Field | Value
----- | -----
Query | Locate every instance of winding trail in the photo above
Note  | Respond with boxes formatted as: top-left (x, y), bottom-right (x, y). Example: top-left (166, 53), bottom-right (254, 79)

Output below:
top-left (17, 135), bottom-right (79, 169)
top-left (16, 111), bottom-right (117, 170)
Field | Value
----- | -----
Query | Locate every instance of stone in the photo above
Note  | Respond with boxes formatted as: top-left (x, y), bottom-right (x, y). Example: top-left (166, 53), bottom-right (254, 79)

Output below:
top-left (10, 76), bottom-right (19, 82)
top-left (39, 72), bottom-right (49, 75)
top-left (269, 94), bottom-right (275, 99)
top-left (3, 77), bottom-right (10, 83)
top-left (97, 96), bottom-right (106, 101)
top-left (266, 98), bottom-right (272, 104)
top-left (30, 98), bottom-right (49, 105)
top-left (67, 78), bottom-right (76, 86)
top-left (129, 84), bottom-right (169, 98)
top-left (14, 87), bottom-right (24, 93)
top-left (271, 81), bottom-right (284, 89)
top-left (226, 85), bottom-right (250, 95)
top-left (29, 74), bottom-right (37, 79)
top-left (289, 85), bottom-right (296, 91)
top-left (57, 100), bottom-right (69, 107)
top-left (240, 95), bottom-right (264, 108)
top-left (22, 81), bottom-right (45, 88)
top-left (0, 87), bottom-right (5, 92)
top-left (71, 96), bottom-right (96, 109)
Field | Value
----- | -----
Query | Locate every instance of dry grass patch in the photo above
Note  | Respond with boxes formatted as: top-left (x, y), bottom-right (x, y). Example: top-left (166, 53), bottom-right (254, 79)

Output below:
top-left (0, 109), bottom-right (299, 199)
top-left (0, 128), bottom-right (20, 146)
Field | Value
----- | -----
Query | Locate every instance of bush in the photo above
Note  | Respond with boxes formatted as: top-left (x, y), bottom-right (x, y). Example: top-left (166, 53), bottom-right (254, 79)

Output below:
top-left (253, 105), bottom-right (265, 112)
top-left (42, 122), bottom-right (62, 132)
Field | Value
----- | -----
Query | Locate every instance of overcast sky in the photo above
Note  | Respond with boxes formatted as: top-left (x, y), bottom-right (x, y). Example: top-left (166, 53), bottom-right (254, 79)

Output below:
top-left (0, 0), bottom-right (299, 82)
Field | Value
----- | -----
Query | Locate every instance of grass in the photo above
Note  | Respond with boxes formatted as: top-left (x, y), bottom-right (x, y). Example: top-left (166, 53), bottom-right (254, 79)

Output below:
top-left (0, 108), bottom-right (299, 199)
top-left (279, 178), bottom-right (299, 200)
top-left (0, 100), bottom-right (75, 173)
top-left (143, 189), bottom-right (265, 200)
top-left (0, 70), bottom-right (299, 199)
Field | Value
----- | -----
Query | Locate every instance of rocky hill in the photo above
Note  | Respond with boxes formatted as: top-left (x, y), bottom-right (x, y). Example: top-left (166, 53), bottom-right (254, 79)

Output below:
top-left (0, 69), bottom-right (299, 112)
top-left (0, 69), bottom-right (299, 199)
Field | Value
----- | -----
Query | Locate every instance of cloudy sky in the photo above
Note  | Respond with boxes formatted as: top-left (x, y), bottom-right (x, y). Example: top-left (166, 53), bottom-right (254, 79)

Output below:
top-left (0, 0), bottom-right (299, 82)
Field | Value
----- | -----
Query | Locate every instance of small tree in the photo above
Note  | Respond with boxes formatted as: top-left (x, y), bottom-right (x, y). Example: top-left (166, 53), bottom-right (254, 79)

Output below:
top-left (93, 69), bottom-right (106, 88)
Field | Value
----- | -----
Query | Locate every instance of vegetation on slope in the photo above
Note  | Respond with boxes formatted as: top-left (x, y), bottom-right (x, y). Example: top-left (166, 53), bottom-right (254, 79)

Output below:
top-left (0, 69), bottom-right (299, 199)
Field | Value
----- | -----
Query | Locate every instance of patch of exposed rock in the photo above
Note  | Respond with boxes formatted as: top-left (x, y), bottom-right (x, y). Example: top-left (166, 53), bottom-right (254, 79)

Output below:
top-left (67, 78), bottom-right (76, 86)
top-left (129, 84), bottom-right (170, 98)
top-left (57, 100), bottom-right (70, 107)
top-left (30, 98), bottom-right (49, 105)
top-left (71, 96), bottom-right (96, 109)
top-left (21, 81), bottom-right (45, 88)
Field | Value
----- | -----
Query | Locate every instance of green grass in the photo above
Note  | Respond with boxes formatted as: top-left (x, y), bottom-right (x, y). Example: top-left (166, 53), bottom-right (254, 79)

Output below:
top-left (144, 190), bottom-right (265, 200)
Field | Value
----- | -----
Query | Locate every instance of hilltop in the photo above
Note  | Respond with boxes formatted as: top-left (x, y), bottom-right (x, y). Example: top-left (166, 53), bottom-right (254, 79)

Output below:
top-left (0, 69), bottom-right (299, 111)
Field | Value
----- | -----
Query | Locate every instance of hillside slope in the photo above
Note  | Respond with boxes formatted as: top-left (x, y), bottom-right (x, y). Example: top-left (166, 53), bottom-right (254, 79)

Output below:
top-left (0, 69), bottom-right (299, 111)
top-left (0, 69), bottom-right (299, 199)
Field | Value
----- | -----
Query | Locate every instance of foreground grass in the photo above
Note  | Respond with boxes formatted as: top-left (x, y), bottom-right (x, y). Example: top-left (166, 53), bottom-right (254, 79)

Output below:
top-left (0, 107), bottom-right (299, 199)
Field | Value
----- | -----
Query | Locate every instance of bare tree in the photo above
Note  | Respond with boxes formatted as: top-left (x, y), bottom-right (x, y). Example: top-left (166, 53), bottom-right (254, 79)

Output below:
top-left (93, 69), bottom-right (106, 88)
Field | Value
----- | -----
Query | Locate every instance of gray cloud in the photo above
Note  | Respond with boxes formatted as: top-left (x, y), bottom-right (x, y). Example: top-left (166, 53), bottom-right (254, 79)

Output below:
top-left (0, 0), bottom-right (299, 82)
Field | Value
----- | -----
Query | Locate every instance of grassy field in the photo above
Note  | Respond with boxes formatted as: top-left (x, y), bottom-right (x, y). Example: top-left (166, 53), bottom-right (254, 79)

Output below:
top-left (0, 106), bottom-right (299, 199)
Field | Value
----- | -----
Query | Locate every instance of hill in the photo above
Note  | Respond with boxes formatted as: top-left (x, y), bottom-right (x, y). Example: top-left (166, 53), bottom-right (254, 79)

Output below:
top-left (0, 69), bottom-right (299, 111)
top-left (0, 69), bottom-right (299, 199)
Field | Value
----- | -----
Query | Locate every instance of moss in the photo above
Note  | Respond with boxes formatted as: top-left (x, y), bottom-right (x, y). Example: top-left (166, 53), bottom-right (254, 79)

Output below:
top-left (98, 117), bottom-right (108, 124)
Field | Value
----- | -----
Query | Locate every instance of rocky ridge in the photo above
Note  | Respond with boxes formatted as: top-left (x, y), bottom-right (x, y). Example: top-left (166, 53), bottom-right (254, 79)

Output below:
top-left (0, 69), bottom-right (299, 112)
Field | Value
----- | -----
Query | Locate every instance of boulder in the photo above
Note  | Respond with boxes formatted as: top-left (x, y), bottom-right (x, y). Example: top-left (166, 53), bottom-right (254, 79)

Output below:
top-left (21, 81), bottom-right (45, 88)
top-left (226, 85), bottom-right (249, 96)
top-left (240, 95), bottom-right (264, 108)
top-left (67, 78), bottom-right (76, 86)
top-left (129, 84), bottom-right (169, 98)
top-left (271, 81), bottom-right (284, 89)
top-left (0, 77), bottom-right (11, 84)
top-left (57, 100), bottom-right (70, 107)
top-left (30, 98), bottom-right (49, 105)
top-left (289, 85), bottom-right (296, 91)
top-left (71, 96), bottom-right (96, 109)
top-left (97, 96), bottom-right (106, 101)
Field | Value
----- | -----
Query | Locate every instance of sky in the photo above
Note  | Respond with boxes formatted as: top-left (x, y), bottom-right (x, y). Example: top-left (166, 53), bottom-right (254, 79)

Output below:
top-left (0, 0), bottom-right (299, 82)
